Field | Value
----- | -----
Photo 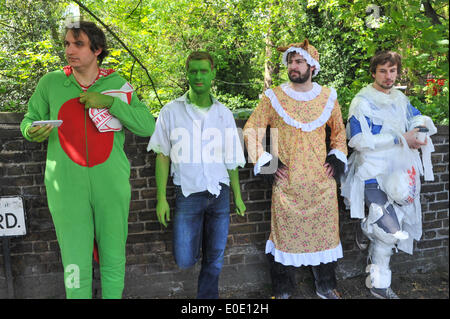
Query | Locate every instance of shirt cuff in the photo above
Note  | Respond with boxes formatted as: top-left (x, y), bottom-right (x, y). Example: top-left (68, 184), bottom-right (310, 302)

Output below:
top-left (253, 152), bottom-right (273, 176)
top-left (327, 149), bottom-right (348, 172)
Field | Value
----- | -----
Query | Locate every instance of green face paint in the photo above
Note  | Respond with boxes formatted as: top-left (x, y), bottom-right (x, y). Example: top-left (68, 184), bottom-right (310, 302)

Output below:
top-left (187, 59), bottom-right (216, 106)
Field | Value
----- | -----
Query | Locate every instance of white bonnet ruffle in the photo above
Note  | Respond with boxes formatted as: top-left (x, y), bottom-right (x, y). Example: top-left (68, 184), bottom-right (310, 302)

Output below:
top-left (278, 39), bottom-right (321, 77)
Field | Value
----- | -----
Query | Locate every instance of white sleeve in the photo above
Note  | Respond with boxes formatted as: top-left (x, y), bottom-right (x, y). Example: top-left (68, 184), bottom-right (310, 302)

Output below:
top-left (253, 152), bottom-right (273, 175)
top-left (349, 133), bottom-right (397, 152)
top-left (147, 108), bottom-right (171, 156)
top-left (224, 113), bottom-right (246, 170)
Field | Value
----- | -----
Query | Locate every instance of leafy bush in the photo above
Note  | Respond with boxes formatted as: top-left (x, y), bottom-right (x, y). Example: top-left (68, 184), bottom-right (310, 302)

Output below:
top-left (214, 92), bottom-right (259, 119)
top-left (0, 0), bottom-right (448, 124)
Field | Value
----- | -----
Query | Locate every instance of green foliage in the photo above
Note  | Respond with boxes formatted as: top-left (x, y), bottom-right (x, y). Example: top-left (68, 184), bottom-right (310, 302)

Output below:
top-left (0, 0), bottom-right (448, 124)
top-left (315, 0), bottom-right (449, 123)
top-left (0, 0), bottom-right (65, 112)
top-left (214, 92), bottom-right (259, 119)
top-left (410, 81), bottom-right (449, 125)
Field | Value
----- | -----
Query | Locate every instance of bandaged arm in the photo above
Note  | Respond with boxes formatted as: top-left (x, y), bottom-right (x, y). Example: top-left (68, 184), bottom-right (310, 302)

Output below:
top-left (348, 115), bottom-right (400, 151)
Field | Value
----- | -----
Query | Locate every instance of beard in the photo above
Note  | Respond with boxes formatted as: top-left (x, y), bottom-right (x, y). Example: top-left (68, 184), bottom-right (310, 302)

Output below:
top-left (376, 80), bottom-right (394, 90)
top-left (288, 65), bottom-right (311, 84)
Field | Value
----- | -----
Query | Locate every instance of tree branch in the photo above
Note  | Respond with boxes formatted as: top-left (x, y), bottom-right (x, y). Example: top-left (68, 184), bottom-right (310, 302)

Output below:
top-left (130, 59), bottom-right (136, 83)
top-left (126, 0), bottom-right (143, 19)
top-left (42, 0), bottom-right (65, 64)
top-left (72, 0), bottom-right (163, 107)
top-left (0, 21), bottom-right (26, 33)
top-left (421, 0), bottom-right (442, 25)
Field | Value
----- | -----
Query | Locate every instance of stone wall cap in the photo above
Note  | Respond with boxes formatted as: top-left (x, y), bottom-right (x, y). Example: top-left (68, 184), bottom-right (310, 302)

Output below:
top-left (0, 112), bottom-right (25, 124)
top-left (0, 111), bottom-right (449, 134)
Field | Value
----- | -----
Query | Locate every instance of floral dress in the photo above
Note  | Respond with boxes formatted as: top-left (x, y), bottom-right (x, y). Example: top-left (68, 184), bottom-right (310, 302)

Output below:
top-left (244, 82), bottom-right (347, 266)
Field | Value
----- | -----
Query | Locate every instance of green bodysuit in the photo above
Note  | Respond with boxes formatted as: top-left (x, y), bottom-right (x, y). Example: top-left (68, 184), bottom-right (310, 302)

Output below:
top-left (20, 67), bottom-right (155, 298)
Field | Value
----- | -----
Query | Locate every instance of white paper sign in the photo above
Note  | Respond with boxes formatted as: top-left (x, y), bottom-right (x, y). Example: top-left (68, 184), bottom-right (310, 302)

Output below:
top-left (0, 197), bottom-right (27, 237)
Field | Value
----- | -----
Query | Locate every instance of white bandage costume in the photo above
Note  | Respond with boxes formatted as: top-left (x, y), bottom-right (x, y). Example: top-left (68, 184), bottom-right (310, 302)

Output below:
top-left (341, 83), bottom-right (436, 289)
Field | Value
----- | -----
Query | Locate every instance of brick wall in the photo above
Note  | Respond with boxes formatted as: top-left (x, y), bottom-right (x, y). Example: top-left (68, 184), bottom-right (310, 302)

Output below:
top-left (0, 112), bottom-right (448, 298)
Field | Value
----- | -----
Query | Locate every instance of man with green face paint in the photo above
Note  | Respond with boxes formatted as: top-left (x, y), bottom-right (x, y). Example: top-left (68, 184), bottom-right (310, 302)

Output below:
top-left (147, 51), bottom-right (246, 299)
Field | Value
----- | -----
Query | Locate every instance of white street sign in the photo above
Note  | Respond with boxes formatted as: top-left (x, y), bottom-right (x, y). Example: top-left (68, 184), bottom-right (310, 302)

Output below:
top-left (0, 197), bottom-right (27, 237)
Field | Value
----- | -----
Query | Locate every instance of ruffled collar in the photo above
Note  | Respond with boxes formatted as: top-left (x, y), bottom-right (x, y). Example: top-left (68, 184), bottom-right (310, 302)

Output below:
top-left (264, 86), bottom-right (337, 131)
top-left (280, 82), bottom-right (322, 101)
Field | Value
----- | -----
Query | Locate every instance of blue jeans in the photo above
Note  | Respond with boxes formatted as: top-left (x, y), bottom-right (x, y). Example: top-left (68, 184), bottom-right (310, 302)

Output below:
top-left (173, 184), bottom-right (230, 299)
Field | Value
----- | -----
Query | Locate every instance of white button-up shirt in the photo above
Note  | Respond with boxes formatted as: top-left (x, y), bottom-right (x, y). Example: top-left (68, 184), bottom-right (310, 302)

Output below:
top-left (147, 93), bottom-right (246, 197)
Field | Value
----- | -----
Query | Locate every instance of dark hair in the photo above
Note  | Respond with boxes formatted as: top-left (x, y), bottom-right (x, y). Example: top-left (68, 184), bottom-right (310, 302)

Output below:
top-left (286, 51), bottom-right (305, 64)
top-left (65, 21), bottom-right (109, 66)
top-left (185, 51), bottom-right (214, 70)
top-left (369, 51), bottom-right (402, 75)
top-left (286, 51), bottom-right (294, 63)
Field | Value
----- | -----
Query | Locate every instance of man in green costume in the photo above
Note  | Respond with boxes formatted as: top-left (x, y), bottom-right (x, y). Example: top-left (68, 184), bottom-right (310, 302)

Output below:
top-left (20, 21), bottom-right (155, 298)
top-left (147, 51), bottom-right (246, 298)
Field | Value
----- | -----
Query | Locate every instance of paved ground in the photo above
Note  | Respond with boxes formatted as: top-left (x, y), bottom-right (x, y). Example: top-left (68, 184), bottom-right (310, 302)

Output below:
top-left (221, 268), bottom-right (449, 299)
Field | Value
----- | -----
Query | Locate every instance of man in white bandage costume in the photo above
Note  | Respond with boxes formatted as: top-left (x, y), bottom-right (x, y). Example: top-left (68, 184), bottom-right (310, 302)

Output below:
top-left (341, 51), bottom-right (437, 299)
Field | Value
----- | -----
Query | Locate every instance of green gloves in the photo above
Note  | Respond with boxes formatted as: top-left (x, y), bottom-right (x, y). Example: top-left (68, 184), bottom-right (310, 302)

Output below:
top-left (156, 199), bottom-right (170, 227)
top-left (79, 92), bottom-right (114, 109)
top-left (227, 168), bottom-right (246, 217)
top-left (27, 124), bottom-right (54, 142)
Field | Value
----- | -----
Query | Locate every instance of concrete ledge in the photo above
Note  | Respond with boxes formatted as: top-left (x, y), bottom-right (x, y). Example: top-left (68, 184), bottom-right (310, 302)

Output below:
top-left (0, 112), bottom-right (25, 124)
